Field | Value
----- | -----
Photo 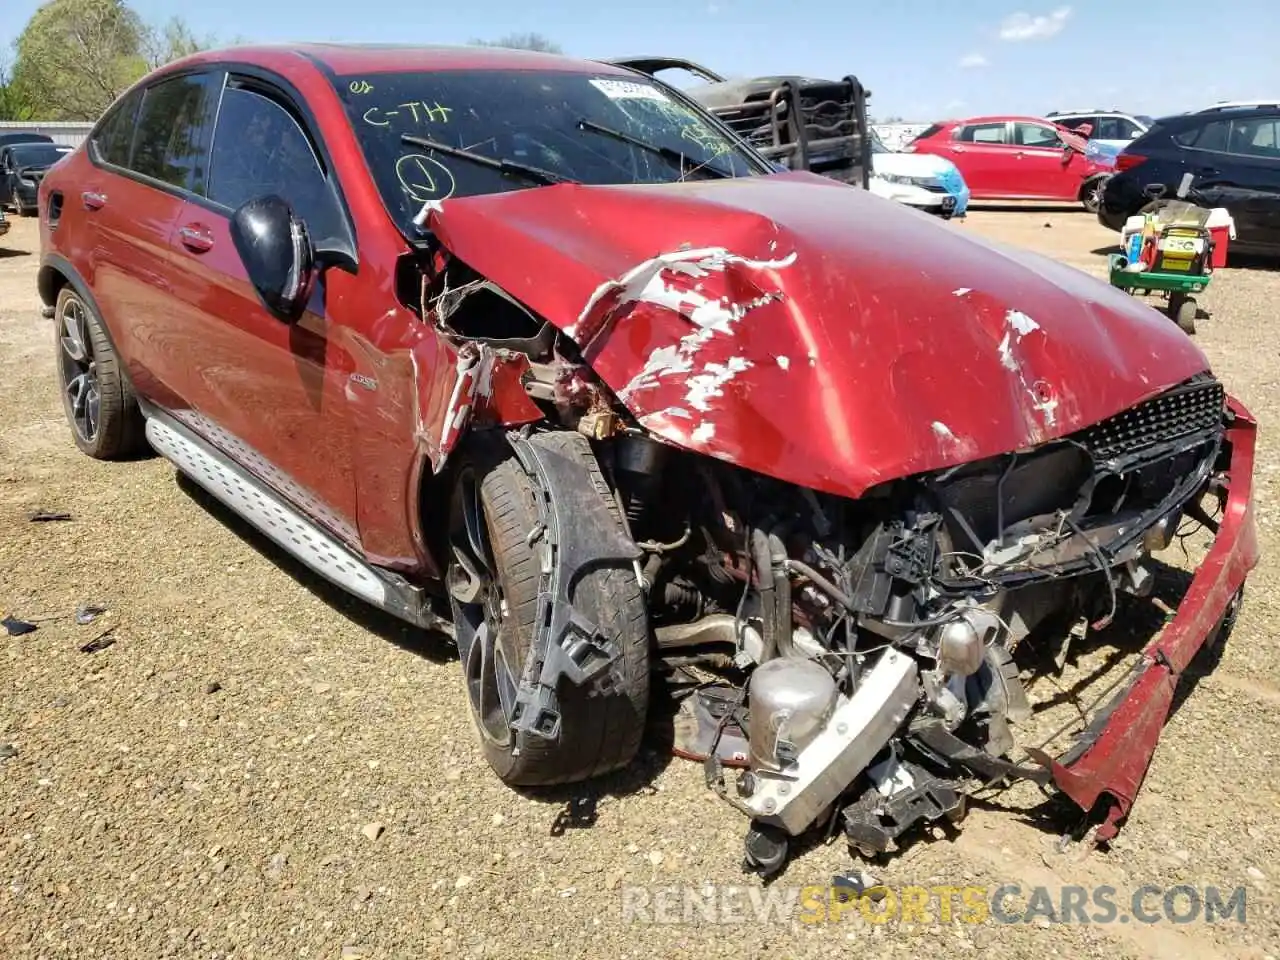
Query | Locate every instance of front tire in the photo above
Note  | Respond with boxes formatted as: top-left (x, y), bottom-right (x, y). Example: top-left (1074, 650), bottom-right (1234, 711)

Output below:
top-left (447, 439), bottom-right (650, 786)
top-left (1081, 176), bottom-right (1108, 214)
top-left (55, 287), bottom-right (147, 459)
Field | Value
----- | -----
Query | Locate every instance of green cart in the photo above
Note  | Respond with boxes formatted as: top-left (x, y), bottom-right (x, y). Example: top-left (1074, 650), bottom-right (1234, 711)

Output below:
top-left (1107, 253), bottom-right (1209, 334)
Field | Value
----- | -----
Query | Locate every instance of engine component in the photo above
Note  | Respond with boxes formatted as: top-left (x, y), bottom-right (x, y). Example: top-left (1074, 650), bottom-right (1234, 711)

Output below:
top-left (922, 670), bottom-right (967, 729)
top-left (935, 608), bottom-right (995, 677)
top-left (743, 649), bottom-right (919, 836)
top-left (742, 821), bottom-right (790, 878)
top-left (670, 684), bottom-right (752, 766)
top-left (747, 658), bottom-right (839, 771)
top-left (613, 433), bottom-right (667, 526)
top-left (747, 660), bottom-right (839, 773)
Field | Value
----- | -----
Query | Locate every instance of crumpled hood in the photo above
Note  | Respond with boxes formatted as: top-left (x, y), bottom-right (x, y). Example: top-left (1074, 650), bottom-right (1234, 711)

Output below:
top-left (427, 171), bottom-right (1211, 499)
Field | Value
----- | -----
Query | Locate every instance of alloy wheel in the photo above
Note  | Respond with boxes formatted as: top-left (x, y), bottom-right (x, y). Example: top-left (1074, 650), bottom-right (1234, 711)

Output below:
top-left (447, 469), bottom-right (522, 747)
top-left (58, 297), bottom-right (100, 444)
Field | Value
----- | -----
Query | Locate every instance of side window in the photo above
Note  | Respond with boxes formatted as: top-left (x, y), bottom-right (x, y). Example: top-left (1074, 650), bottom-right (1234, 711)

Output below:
top-left (93, 89), bottom-right (144, 168)
top-left (207, 81), bottom-right (340, 244)
top-left (1013, 122), bottom-right (1062, 148)
top-left (959, 122), bottom-right (1008, 144)
top-left (1094, 117), bottom-right (1123, 140)
top-left (131, 74), bottom-right (215, 191)
top-left (1235, 118), bottom-right (1280, 159)
top-left (1116, 117), bottom-right (1144, 139)
top-left (1191, 120), bottom-right (1230, 152)
top-left (1173, 125), bottom-right (1204, 148)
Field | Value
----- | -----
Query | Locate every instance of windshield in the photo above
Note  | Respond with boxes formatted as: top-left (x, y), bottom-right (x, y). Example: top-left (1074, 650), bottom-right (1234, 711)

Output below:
top-left (333, 69), bottom-right (765, 234)
top-left (11, 144), bottom-right (70, 167)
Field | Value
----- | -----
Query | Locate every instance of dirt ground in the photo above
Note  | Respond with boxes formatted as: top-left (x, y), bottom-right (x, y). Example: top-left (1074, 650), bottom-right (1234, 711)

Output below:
top-left (1, 206), bottom-right (1278, 960)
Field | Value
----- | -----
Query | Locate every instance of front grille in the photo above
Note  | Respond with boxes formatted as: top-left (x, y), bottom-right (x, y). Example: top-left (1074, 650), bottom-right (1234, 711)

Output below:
top-left (1074, 376), bottom-right (1225, 461)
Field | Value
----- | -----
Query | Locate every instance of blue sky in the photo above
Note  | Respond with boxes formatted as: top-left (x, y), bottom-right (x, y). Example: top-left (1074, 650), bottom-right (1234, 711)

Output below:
top-left (3, 0), bottom-right (1275, 120)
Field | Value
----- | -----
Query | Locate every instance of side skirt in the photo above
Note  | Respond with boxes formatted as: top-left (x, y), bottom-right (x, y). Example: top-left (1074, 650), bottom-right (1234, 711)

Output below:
top-left (143, 407), bottom-right (446, 633)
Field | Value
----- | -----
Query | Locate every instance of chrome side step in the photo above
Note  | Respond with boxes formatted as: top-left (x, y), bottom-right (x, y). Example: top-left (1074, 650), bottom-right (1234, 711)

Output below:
top-left (144, 410), bottom-right (443, 631)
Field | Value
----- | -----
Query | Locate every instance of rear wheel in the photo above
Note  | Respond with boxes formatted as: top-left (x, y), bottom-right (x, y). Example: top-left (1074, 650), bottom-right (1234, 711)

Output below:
top-left (54, 287), bottom-right (147, 459)
top-left (446, 440), bottom-right (650, 786)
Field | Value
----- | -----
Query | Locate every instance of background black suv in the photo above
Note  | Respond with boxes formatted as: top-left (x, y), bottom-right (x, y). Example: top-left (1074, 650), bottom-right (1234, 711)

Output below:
top-left (1098, 106), bottom-right (1280, 254)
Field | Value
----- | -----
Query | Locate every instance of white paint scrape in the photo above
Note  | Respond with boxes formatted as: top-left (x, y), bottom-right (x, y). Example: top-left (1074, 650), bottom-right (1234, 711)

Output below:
top-left (776, 355), bottom-right (790, 370)
top-left (1006, 309), bottom-right (1040, 337)
top-left (953, 287), bottom-right (971, 297)
top-left (685, 356), bottom-right (753, 412)
top-left (931, 421), bottom-right (956, 440)
top-left (691, 422), bottom-right (716, 444)
top-left (573, 246), bottom-right (797, 339)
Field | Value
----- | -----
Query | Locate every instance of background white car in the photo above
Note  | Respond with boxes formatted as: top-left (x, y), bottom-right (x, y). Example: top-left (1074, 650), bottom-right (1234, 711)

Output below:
top-left (868, 132), bottom-right (970, 219)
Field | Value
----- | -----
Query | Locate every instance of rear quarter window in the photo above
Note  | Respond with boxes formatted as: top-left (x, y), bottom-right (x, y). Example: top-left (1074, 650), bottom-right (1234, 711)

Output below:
top-left (130, 73), bottom-right (215, 192)
top-left (92, 89), bottom-right (143, 167)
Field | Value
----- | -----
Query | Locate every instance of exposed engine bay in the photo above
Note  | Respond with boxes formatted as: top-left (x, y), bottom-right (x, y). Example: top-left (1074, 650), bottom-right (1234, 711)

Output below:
top-left (412, 245), bottom-right (1243, 877)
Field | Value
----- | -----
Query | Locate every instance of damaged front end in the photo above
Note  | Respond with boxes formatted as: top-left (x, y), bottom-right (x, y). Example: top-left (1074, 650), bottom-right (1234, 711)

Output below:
top-left (402, 181), bottom-right (1257, 875)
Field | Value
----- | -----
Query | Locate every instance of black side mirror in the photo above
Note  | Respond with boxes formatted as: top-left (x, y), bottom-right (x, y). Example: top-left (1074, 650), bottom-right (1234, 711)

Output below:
top-left (229, 195), bottom-right (316, 324)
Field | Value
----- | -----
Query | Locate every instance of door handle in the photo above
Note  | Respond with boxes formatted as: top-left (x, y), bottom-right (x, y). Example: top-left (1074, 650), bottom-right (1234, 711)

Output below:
top-left (1197, 166), bottom-right (1219, 176)
top-left (952, 146), bottom-right (967, 153)
top-left (81, 190), bottom-right (106, 210)
top-left (177, 223), bottom-right (214, 253)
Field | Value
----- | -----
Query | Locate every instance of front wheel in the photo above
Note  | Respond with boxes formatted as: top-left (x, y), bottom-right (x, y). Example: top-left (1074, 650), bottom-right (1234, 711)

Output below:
top-left (446, 441), bottom-right (650, 786)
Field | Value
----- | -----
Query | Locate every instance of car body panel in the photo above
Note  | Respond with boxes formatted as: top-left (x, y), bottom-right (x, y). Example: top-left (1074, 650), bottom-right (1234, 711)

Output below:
top-left (423, 170), bottom-right (1209, 500)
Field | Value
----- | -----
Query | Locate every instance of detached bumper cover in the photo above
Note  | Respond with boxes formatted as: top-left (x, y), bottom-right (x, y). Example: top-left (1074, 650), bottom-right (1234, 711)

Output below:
top-left (1033, 398), bottom-right (1259, 840)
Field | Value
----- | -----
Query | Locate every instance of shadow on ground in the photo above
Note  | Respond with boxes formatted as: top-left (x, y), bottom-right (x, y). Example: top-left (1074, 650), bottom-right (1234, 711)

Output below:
top-left (172, 467), bottom-right (679, 814)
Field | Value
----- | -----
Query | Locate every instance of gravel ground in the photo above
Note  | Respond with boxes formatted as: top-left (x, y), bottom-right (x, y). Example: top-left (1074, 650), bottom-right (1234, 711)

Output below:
top-left (1, 207), bottom-right (1278, 959)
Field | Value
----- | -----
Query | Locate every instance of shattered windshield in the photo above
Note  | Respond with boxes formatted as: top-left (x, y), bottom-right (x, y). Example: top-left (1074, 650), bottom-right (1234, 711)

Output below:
top-left (333, 69), bottom-right (765, 234)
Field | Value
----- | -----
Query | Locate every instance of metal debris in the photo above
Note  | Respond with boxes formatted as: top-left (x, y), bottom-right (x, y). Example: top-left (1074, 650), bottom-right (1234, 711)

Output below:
top-left (79, 628), bottom-right (116, 653)
top-left (2, 616), bottom-right (37, 637)
top-left (28, 510), bottom-right (72, 522)
top-left (75, 603), bottom-right (108, 625)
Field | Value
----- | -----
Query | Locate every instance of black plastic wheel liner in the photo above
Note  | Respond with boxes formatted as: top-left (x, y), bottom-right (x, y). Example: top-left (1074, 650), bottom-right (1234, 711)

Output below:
top-left (504, 428), bottom-right (643, 742)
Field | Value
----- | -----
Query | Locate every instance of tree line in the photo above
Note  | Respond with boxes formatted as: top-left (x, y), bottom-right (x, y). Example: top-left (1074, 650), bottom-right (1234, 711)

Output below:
top-left (0, 0), bottom-right (564, 123)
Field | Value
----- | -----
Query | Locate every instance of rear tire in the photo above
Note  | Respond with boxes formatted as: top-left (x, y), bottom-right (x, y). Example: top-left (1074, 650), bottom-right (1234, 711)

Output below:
top-left (54, 287), bottom-right (147, 459)
top-left (448, 439), bottom-right (650, 786)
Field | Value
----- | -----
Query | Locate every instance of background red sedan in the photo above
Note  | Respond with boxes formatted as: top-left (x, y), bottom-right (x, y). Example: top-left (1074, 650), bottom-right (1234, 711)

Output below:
top-left (905, 115), bottom-right (1108, 210)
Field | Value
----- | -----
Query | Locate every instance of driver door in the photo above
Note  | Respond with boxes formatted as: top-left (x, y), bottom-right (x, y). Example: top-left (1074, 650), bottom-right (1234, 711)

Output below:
top-left (165, 72), bottom-right (362, 546)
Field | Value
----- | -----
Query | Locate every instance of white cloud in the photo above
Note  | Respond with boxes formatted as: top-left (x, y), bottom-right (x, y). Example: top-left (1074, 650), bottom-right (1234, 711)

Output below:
top-left (958, 52), bottom-right (989, 68)
top-left (999, 6), bottom-right (1072, 41)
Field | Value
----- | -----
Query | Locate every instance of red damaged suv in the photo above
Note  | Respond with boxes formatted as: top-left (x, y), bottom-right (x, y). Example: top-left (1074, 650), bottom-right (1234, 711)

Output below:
top-left (38, 44), bottom-right (1258, 875)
